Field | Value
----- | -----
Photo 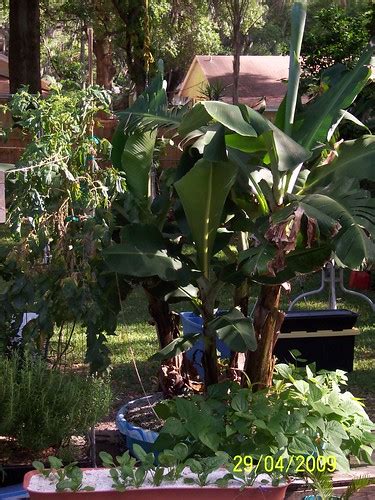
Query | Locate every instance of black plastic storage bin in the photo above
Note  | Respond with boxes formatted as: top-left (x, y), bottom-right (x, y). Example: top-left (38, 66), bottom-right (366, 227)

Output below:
top-left (274, 309), bottom-right (359, 372)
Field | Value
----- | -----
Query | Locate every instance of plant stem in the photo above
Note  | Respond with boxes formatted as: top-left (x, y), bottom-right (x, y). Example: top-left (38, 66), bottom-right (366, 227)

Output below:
top-left (244, 284), bottom-right (284, 390)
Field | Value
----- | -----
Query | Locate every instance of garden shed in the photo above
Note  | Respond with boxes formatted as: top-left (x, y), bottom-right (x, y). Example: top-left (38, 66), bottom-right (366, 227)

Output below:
top-left (178, 55), bottom-right (290, 117)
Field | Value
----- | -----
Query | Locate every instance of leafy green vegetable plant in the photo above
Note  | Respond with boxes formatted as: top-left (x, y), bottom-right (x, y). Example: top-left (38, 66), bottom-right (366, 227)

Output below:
top-left (99, 447), bottom-right (155, 490)
top-left (157, 443), bottom-right (190, 482)
top-left (154, 363), bottom-right (375, 472)
top-left (33, 456), bottom-right (94, 492)
top-left (184, 452), bottom-right (229, 487)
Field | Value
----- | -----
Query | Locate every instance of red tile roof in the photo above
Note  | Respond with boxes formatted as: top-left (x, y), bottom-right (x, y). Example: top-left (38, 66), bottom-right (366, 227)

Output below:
top-left (181, 55), bottom-right (290, 110)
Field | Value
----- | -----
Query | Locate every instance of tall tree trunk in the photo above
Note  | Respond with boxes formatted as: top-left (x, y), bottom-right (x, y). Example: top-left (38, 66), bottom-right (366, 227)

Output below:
top-left (111, 0), bottom-right (147, 96)
top-left (232, 26), bottom-right (241, 105)
top-left (94, 36), bottom-right (116, 89)
top-left (144, 289), bottom-right (177, 348)
top-left (9, 0), bottom-right (41, 94)
top-left (144, 288), bottom-right (201, 397)
top-left (244, 284), bottom-right (285, 390)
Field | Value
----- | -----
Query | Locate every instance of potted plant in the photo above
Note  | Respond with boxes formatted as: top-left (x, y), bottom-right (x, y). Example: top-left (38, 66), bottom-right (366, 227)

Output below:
top-left (24, 448), bottom-right (289, 499)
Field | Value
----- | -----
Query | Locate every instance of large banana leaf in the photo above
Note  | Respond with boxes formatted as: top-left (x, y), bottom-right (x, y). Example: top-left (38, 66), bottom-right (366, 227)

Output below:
top-left (300, 190), bottom-right (375, 268)
top-left (284, 0), bottom-right (307, 135)
top-left (302, 136), bottom-right (375, 192)
top-left (208, 309), bottom-right (257, 352)
top-left (111, 62), bottom-right (167, 170)
top-left (178, 101), bottom-right (258, 137)
top-left (174, 158), bottom-right (237, 278)
top-left (121, 130), bottom-right (157, 201)
top-left (293, 41), bottom-right (374, 149)
top-left (103, 224), bottom-right (189, 282)
top-left (239, 242), bottom-right (333, 284)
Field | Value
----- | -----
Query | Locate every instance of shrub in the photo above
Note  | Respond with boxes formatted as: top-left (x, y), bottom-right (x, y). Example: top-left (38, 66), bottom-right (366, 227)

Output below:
top-left (0, 354), bottom-right (112, 451)
top-left (155, 363), bottom-right (375, 472)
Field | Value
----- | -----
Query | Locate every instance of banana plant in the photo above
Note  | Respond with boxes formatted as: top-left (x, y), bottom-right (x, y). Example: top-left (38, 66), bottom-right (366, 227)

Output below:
top-left (105, 68), bottom-right (258, 389)
top-left (106, 1), bottom-right (375, 389)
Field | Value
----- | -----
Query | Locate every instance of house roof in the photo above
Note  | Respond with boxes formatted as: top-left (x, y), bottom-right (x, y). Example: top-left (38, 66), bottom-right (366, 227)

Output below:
top-left (180, 55), bottom-right (290, 111)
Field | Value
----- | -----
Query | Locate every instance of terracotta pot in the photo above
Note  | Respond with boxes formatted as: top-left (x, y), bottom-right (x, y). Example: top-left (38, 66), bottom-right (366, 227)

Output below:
top-left (24, 470), bottom-right (288, 500)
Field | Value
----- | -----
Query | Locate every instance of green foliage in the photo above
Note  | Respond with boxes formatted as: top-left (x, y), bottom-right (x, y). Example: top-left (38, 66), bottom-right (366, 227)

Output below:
top-left (107, 6), bottom-right (375, 388)
top-left (33, 456), bottom-right (94, 492)
top-left (0, 354), bottom-right (112, 451)
top-left (199, 80), bottom-right (228, 101)
top-left (150, 0), bottom-right (223, 81)
top-left (301, 4), bottom-right (372, 86)
top-left (154, 364), bottom-right (375, 472)
top-left (0, 84), bottom-right (126, 372)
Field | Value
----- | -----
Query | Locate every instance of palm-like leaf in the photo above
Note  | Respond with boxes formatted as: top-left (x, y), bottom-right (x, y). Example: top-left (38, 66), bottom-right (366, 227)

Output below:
top-left (292, 40), bottom-right (374, 149)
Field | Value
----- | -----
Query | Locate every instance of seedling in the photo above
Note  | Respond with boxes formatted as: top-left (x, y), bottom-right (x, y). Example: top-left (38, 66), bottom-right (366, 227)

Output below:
top-left (184, 452), bottom-right (229, 487)
top-left (33, 456), bottom-right (94, 492)
top-left (158, 443), bottom-right (189, 482)
top-left (132, 444), bottom-right (165, 486)
top-left (100, 449), bottom-right (147, 490)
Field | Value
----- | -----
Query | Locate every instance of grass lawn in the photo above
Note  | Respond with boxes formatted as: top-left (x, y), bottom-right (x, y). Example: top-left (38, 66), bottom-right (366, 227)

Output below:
top-left (51, 272), bottom-right (375, 420)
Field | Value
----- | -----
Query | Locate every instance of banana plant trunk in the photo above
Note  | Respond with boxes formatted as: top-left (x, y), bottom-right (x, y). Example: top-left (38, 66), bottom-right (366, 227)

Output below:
top-left (202, 308), bottom-right (219, 388)
top-left (145, 290), bottom-right (177, 349)
top-left (144, 288), bottom-right (202, 397)
top-left (244, 284), bottom-right (285, 390)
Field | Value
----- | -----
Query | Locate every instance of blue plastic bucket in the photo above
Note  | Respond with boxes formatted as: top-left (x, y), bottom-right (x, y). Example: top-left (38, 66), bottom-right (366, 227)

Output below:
top-left (180, 311), bottom-right (231, 380)
top-left (116, 396), bottom-right (159, 457)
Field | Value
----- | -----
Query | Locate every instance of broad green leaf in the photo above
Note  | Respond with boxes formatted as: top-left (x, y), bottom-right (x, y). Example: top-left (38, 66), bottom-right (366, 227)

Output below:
top-left (178, 102), bottom-right (212, 137)
top-left (225, 134), bottom-right (266, 153)
top-left (149, 333), bottom-right (201, 361)
top-left (264, 129), bottom-right (311, 171)
top-left (289, 435), bottom-right (317, 455)
top-left (48, 456), bottom-right (63, 469)
top-left (161, 417), bottom-right (185, 436)
top-left (284, 0), bottom-right (307, 135)
top-left (133, 443), bottom-right (148, 462)
top-left (231, 390), bottom-right (249, 413)
top-left (121, 130), bottom-right (157, 201)
top-left (226, 120), bottom-right (310, 172)
top-left (112, 64), bottom-right (167, 167)
top-left (238, 245), bottom-right (276, 277)
top-left (301, 193), bottom-right (375, 268)
top-left (104, 224), bottom-right (187, 281)
top-left (208, 308), bottom-right (257, 352)
top-left (323, 444), bottom-right (350, 472)
top-left (198, 430), bottom-right (219, 452)
top-left (253, 244), bottom-right (333, 285)
top-left (175, 158), bottom-right (237, 277)
top-left (293, 41), bottom-right (374, 149)
top-left (203, 101), bottom-right (258, 137)
top-left (305, 136), bottom-right (375, 191)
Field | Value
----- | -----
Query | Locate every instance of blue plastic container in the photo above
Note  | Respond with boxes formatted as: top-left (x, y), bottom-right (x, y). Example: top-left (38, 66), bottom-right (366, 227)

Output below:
top-left (180, 311), bottom-right (231, 380)
top-left (116, 396), bottom-right (159, 457)
top-left (0, 484), bottom-right (28, 499)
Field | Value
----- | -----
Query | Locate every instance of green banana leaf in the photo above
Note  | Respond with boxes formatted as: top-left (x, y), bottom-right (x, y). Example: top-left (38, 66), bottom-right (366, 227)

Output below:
top-left (303, 136), bottom-right (375, 192)
top-left (121, 130), bottom-right (157, 201)
top-left (208, 308), bottom-right (257, 352)
top-left (293, 41), bottom-right (374, 149)
top-left (104, 224), bottom-right (189, 282)
top-left (174, 158), bottom-right (237, 278)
